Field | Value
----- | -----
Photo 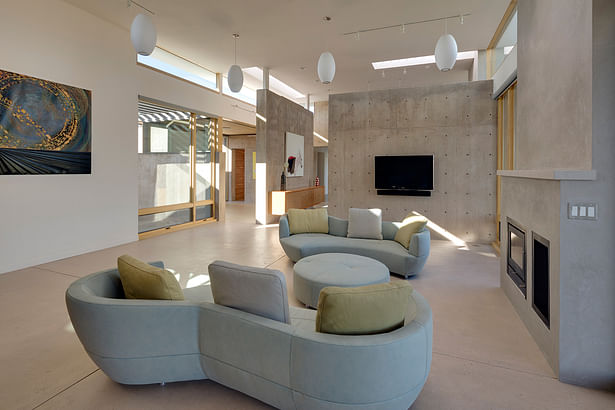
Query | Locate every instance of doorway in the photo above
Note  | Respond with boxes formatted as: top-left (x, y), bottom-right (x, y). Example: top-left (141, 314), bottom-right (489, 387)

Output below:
top-left (232, 148), bottom-right (245, 201)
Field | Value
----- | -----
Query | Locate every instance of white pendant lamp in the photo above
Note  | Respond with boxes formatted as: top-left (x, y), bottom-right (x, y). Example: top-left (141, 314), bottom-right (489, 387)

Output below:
top-left (435, 34), bottom-right (458, 71)
top-left (130, 13), bottom-right (157, 56)
top-left (228, 34), bottom-right (243, 93)
top-left (317, 51), bottom-right (336, 84)
top-left (434, 18), bottom-right (457, 72)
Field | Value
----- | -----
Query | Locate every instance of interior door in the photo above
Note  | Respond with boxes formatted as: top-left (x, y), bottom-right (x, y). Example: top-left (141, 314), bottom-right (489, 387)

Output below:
top-left (232, 148), bottom-right (245, 201)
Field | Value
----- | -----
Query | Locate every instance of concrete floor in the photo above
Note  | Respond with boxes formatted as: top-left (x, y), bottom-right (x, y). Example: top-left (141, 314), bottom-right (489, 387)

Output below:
top-left (1, 203), bottom-right (613, 410)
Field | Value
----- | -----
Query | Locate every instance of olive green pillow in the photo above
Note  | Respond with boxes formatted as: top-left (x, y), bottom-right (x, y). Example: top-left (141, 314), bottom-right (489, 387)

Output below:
top-left (394, 215), bottom-right (428, 249)
top-left (117, 255), bottom-right (184, 300)
top-left (315, 281), bottom-right (413, 335)
top-left (288, 208), bottom-right (329, 234)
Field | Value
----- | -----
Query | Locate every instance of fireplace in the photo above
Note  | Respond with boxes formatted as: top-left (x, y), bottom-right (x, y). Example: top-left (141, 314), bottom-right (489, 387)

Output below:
top-left (532, 232), bottom-right (550, 328)
top-left (507, 219), bottom-right (526, 297)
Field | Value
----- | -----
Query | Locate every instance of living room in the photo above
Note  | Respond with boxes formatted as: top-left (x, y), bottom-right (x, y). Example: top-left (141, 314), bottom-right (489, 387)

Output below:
top-left (0, 0), bottom-right (614, 409)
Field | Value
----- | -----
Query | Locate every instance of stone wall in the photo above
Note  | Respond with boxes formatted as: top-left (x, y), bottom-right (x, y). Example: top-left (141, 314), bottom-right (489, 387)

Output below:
top-left (328, 80), bottom-right (497, 243)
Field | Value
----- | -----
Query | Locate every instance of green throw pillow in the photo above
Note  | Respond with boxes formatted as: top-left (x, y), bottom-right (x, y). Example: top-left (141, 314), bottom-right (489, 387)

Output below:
top-left (394, 215), bottom-right (428, 249)
top-left (117, 255), bottom-right (184, 300)
top-left (288, 208), bottom-right (329, 234)
top-left (315, 281), bottom-right (413, 335)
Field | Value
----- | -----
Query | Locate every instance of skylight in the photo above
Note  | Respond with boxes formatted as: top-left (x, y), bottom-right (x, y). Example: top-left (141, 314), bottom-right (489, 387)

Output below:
top-left (372, 51), bottom-right (477, 70)
top-left (243, 67), bottom-right (305, 100)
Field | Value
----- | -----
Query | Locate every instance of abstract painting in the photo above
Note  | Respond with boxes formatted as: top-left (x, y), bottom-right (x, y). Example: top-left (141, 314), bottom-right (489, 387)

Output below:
top-left (285, 132), bottom-right (304, 177)
top-left (0, 69), bottom-right (91, 174)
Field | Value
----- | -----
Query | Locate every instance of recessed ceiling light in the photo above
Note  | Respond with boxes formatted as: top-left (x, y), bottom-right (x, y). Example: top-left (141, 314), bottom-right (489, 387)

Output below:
top-left (372, 51), bottom-right (476, 70)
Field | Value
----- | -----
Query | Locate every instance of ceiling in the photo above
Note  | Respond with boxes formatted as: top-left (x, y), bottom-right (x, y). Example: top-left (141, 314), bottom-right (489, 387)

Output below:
top-left (65, 0), bottom-right (509, 103)
top-left (223, 121), bottom-right (256, 137)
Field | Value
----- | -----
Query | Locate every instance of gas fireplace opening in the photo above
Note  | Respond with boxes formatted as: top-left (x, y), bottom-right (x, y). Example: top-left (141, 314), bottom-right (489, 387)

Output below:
top-left (532, 232), bottom-right (550, 328)
top-left (507, 219), bottom-right (526, 297)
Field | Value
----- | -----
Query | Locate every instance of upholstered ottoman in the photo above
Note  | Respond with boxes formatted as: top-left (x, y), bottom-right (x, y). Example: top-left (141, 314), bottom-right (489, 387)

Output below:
top-left (293, 253), bottom-right (390, 308)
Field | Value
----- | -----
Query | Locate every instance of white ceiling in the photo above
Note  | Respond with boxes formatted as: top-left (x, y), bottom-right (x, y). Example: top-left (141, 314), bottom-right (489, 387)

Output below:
top-left (65, 0), bottom-right (509, 103)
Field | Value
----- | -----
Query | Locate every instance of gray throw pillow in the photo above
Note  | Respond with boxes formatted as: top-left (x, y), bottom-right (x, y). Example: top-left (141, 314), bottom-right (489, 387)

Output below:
top-left (208, 260), bottom-right (291, 324)
top-left (347, 208), bottom-right (383, 240)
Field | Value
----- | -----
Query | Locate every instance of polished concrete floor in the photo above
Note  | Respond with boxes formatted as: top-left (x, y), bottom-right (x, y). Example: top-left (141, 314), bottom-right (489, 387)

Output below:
top-left (1, 203), bottom-right (613, 410)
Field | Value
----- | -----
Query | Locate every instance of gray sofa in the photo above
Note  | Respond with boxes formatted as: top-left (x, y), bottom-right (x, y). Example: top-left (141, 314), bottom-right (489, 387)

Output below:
top-left (279, 215), bottom-right (431, 278)
top-left (66, 263), bottom-right (433, 410)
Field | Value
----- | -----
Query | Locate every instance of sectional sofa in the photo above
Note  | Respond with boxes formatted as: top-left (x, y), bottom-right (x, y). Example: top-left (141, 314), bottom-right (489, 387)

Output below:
top-left (66, 263), bottom-right (433, 410)
top-left (279, 214), bottom-right (431, 278)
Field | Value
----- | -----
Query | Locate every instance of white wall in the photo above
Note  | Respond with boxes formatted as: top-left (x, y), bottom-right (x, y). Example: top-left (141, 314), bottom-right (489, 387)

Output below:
top-left (0, 0), bottom-right (137, 273)
top-left (0, 0), bottom-right (256, 274)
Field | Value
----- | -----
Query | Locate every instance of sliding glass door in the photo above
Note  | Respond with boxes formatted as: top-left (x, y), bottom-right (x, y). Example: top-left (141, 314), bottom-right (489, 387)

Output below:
top-left (137, 99), bottom-right (217, 237)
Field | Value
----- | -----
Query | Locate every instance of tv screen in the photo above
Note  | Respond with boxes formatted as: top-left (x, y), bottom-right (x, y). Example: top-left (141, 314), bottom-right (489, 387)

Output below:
top-left (374, 155), bottom-right (434, 190)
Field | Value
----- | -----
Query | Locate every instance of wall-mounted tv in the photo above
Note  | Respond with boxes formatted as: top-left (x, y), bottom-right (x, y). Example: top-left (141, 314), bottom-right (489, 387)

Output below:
top-left (374, 155), bottom-right (433, 195)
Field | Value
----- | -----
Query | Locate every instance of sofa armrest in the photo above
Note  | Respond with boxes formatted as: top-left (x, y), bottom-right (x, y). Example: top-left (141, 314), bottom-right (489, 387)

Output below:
top-left (409, 229), bottom-right (430, 258)
top-left (279, 215), bottom-right (290, 239)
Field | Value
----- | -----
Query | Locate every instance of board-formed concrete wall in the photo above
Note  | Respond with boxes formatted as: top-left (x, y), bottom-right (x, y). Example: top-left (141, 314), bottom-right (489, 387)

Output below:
top-left (256, 90), bottom-right (314, 224)
top-left (328, 80), bottom-right (497, 243)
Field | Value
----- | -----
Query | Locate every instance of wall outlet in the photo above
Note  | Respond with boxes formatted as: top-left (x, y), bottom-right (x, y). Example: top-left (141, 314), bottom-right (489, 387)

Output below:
top-left (568, 202), bottom-right (597, 220)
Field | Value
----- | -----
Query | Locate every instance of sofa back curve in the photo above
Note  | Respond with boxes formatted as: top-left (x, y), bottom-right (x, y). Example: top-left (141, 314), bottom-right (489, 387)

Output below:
top-left (66, 268), bottom-right (433, 408)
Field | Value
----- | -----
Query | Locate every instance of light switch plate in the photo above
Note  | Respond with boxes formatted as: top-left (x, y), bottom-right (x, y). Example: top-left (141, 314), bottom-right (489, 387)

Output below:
top-left (568, 202), bottom-right (597, 220)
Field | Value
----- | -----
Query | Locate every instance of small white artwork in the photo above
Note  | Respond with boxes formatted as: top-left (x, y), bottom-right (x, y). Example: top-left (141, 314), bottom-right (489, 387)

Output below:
top-left (285, 132), bottom-right (304, 177)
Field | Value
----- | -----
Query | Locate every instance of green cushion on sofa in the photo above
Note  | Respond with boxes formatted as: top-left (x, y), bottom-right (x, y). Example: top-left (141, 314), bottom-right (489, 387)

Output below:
top-left (117, 255), bottom-right (184, 300)
top-left (394, 215), bottom-right (428, 249)
top-left (315, 281), bottom-right (413, 335)
top-left (288, 208), bottom-right (329, 234)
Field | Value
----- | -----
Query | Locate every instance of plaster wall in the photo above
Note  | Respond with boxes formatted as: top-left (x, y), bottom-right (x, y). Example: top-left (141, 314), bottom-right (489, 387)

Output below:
top-left (515, 0), bottom-right (592, 170)
top-left (256, 90), bottom-right (314, 224)
top-left (500, 0), bottom-right (615, 389)
top-left (556, 0), bottom-right (615, 389)
top-left (328, 80), bottom-right (497, 243)
top-left (0, 0), bottom-right (137, 273)
top-left (500, 177), bottom-right (561, 374)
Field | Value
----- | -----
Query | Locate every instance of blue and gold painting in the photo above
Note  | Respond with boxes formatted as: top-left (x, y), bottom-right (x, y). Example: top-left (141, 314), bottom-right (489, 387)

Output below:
top-left (0, 69), bottom-right (91, 174)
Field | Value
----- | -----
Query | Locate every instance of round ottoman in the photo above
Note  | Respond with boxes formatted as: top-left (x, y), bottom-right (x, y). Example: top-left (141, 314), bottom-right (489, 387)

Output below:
top-left (293, 253), bottom-right (390, 308)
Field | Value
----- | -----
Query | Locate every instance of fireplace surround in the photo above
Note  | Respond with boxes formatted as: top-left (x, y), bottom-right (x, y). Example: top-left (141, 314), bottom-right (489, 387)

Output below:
top-left (507, 219), bottom-right (526, 297)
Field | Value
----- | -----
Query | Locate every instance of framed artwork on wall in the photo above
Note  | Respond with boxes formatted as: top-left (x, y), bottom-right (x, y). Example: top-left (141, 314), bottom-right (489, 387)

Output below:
top-left (285, 132), bottom-right (304, 177)
top-left (0, 69), bottom-right (91, 175)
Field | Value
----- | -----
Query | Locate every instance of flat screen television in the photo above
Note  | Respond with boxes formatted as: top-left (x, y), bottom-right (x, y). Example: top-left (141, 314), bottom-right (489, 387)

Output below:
top-left (374, 155), bottom-right (434, 191)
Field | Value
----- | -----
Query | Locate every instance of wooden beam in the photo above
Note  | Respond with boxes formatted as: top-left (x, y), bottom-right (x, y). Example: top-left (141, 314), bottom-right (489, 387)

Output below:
top-left (506, 85), bottom-right (515, 170)
top-left (138, 202), bottom-right (193, 216)
top-left (138, 218), bottom-right (216, 240)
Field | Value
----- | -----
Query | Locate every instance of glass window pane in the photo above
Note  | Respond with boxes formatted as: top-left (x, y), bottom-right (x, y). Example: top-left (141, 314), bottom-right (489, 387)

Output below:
top-left (138, 209), bottom-right (193, 233)
top-left (196, 204), bottom-right (213, 221)
top-left (138, 102), bottom-right (192, 208)
top-left (492, 9), bottom-right (517, 75)
top-left (195, 117), bottom-right (213, 202)
top-left (138, 47), bottom-right (218, 91)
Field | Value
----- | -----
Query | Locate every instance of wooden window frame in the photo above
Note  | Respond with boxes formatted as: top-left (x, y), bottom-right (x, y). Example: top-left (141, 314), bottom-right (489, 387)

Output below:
top-left (137, 103), bottom-right (221, 239)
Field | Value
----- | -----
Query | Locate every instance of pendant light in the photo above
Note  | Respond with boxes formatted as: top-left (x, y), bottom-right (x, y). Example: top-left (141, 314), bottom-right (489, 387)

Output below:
top-left (434, 18), bottom-right (457, 71)
top-left (317, 16), bottom-right (336, 84)
top-left (130, 13), bottom-right (157, 56)
top-left (228, 34), bottom-right (243, 93)
top-left (318, 52), bottom-right (336, 84)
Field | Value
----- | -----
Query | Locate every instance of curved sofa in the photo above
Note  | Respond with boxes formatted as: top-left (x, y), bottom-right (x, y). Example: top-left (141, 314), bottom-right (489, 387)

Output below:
top-left (66, 264), bottom-right (433, 410)
top-left (279, 215), bottom-right (431, 278)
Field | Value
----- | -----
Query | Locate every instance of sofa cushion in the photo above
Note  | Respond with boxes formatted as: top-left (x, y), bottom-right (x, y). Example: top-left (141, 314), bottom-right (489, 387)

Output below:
top-left (208, 260), bottom-right (291, 324)
top-left (315, 281), bottom-right (413, 335)
top-left (394, 215), bottom-right (428, 249)
top-left (117, 255), bottom-right (184, 300)
top-left (288, 208), bottom-right (329, 234)
top-left (347, 208), bottom-right (383, 240)
top-left (328, 215), bottom-right (348, 237)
